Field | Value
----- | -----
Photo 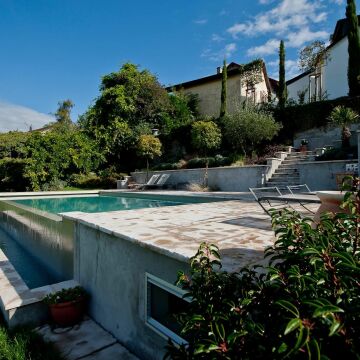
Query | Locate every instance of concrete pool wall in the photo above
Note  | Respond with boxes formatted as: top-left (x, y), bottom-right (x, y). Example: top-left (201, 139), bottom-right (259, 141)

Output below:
top-left (0, 200), bottom-right (74, 281)
top-left (72, 221), bottom-right (189, 360)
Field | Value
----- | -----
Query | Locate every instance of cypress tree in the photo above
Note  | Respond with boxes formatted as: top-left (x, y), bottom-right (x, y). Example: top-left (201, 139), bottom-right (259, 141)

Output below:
top-left (278, 40), bottom-right (287, 108)
top-left (346, 0), bottom-right (360, 97)
top-left (220, 59), bottom-right (227, 118)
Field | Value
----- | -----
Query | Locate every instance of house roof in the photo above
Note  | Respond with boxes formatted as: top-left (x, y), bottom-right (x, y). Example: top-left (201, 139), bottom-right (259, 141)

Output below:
top-left (286, 69), bottom-right (312, 86)
top-left (331, 15), bottom-right (360, 45)
top-left (167, 60), bottom-right (273, 94)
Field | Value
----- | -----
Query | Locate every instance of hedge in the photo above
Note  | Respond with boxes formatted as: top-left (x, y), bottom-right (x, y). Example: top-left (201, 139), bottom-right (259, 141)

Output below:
top-left (275, 95), bottom-right (360, 141)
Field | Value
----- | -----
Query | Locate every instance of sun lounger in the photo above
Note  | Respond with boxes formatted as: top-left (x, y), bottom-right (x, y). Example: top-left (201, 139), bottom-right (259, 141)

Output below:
top-left (137, 174), bottom-right (161, 190)
top-left (287, 184), bottom-right (315, 213)
top-left (143, 174), bottom-right (171, 189)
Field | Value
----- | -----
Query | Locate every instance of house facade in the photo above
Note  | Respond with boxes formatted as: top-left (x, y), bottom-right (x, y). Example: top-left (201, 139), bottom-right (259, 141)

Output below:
top-left (168, 61), bottom-right (276, 118)
top-left (287, 16), bottom-right (360, 103)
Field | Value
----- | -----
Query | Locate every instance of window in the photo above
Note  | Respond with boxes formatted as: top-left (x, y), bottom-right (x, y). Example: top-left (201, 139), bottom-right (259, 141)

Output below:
top-left (245, 83), bottom-right (256, 104)
top-left (145, 273), bottom-right (190, 344)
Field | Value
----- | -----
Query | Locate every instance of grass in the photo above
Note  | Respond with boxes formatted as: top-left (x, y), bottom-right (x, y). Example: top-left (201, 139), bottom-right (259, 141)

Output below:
top-left (0, 323), bottom-right (63, 360)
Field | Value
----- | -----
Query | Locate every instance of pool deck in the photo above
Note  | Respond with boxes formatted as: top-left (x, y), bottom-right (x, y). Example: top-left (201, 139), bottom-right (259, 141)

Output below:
top-left (63, 193), bottom-right (318, 272)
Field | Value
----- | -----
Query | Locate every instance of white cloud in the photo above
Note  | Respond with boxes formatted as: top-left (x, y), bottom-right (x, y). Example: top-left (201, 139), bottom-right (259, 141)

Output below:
top-left (211, 33), bottom-right (224, 42)
top-left (194, 19), bottom-right (208, 25)
top-left (267, 59), bottom-right (301, 80)
top-left (0, 101), bottom-right (54, 133)
top-left (247, 39), bottom-right (280, 56)
top-left (286, 27), bottom-right (329, 47)
top-left (227, 0), bottom-right (327, 38)
top-left (201, 43), bottom-right (237, 61)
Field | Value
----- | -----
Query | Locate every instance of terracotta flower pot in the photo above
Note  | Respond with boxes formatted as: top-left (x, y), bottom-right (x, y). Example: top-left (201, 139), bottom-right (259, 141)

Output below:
top-left (49, 298), bottom-right (86, 326)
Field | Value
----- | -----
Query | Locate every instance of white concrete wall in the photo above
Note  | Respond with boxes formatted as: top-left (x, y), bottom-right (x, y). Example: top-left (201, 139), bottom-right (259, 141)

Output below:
top-left (287, 75), bottom-right (309, 102)
top-left (74, 223), bottom-right (188, 360)
top-left (297, 160), bottom-right (358, 190)
top-left (287, 34), bottom-right (354, 102)
top-left (323, 38), bottom-right (349, 99)
top-left (131, 165), bottom-right (269, 191)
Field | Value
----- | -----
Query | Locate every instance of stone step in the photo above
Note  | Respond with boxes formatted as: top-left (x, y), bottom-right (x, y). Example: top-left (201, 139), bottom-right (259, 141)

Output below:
top-left (270, 176), bottom-right (300, 181)
top-left (274, 168), bottom-right (299, 173)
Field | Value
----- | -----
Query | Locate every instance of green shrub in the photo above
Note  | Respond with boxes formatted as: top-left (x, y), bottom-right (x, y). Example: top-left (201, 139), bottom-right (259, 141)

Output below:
top-left (70, 172), bottom-right (123, 189)
top-left (316, 146), bottom-right (357, 161)
top-left (275, 96), bottom-right (360, 142)
top-left (0, 158), bottom-right (30, 191)
top-left (166, 180), bottom-right (360, 359)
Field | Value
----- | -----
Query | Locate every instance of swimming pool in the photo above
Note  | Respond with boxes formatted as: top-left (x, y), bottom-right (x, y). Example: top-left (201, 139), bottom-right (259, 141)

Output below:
top-left (0, 226), bottom-right (59, 289)
top-left (14, 194), bottom-right (211, 214)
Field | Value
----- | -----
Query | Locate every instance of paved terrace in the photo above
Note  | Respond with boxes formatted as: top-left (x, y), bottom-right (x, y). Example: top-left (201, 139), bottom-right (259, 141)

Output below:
top-left (64, 196), bottom-right (319, 272)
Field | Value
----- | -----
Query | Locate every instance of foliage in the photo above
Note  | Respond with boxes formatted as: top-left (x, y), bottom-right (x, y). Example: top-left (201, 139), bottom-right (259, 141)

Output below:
top-left (278, 40), bottom-right (287, 109)
top-left (43, 286), bottom-right (88, 305)
top-left (220, 59), bottom-right (227, 118)
top-left (274, 95), bottom-right (360, 142)
top-left (191, 121), bottom-right (221, 156)
top-left (328, 106), bottom-right (359, 148)
top-left (224, 106), bottom-right (281, 156)
top-left (55, 99), bottom-right (74, 125)
top-left (346, 0), bottom-right (360, 97)
top-left (137, 134), bottom-right (162, 160)
top-left (239, 59), bottom-right (264, 88)
top-left (69, 172), bottom-right (122, 189)
top-left (316, 146), bottom-right (358, 161)
top-left (299, 41), bottom-right (328, 72)
top-left (0, 158), bottom-right (30, 191)
top-left (0, 131), bottom-right (30, 159)
top-left (166, 181), bottom-right (360, 359)
top-left (24, 126), bottom-right (102, 191)
top-left (0, 325), bottom-right (63, 360)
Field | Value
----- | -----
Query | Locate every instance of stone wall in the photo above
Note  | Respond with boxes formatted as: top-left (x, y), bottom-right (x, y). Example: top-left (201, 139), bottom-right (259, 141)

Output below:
top-left (131, 165), bottom-right (268, 192)
top-left (73, 223), bottom-right (188, 360)
top-left (297, 160), bottom-right (358, 191)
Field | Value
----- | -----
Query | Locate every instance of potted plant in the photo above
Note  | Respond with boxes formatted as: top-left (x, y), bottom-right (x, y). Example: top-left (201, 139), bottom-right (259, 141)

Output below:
top-left (43, 286), bottom-right (88, 327)
top-left (300, 139), bottom-right (308, 152)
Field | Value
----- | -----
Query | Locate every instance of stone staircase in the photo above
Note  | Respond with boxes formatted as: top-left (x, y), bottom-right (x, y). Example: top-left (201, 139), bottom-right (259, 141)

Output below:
top-left (266, 150), bottom-right (315, 190)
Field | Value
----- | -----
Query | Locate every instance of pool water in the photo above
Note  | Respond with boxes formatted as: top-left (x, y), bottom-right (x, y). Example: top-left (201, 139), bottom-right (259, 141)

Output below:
top-left (14, 195), bottom-right (193, 214)
top-left (0, 227), bottom-right (59, 289)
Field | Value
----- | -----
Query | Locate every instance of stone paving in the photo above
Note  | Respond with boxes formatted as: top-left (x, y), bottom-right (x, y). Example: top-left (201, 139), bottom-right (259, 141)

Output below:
top-left (64, 198), bottom-right (319, 272)
top-left (37, 317), bottom-right (139, 360)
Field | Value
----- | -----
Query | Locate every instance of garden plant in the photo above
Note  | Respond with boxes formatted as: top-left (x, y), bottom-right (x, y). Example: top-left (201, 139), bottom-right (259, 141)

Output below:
top-left (166, 178), bottom-right (360, 359)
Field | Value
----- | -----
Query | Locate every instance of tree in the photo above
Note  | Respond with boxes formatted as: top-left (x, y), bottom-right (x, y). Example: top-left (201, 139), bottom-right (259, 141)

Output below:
top-left (346, 0), bottom-right (360, 96)
top-left (278, 40), bottom-right (287, 109)
top-left (299, 41), bottom-right (328, 72)
top-left (55, 100), bottom-right (74, 125)
top-left (328, 106), bottom-right (359, 148)
top-left (224, 106), bottom-right (281, 156)
top-left (220, 59), bottom-right (227, 118)
top-left (191, 121), bottom-right (221, 186)
top-left (137, 134), bottom-right (162, 180)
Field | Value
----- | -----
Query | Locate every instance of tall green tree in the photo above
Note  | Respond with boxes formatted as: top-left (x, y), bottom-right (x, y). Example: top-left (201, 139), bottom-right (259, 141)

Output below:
top-left (220, 59), bottom-right (227, 118)
top-left (55, 99), bottom-right (74, 125)
top-left (346, 0), bottom-right (360, 96)
top-left (278, 40), bottom-right (287, 108)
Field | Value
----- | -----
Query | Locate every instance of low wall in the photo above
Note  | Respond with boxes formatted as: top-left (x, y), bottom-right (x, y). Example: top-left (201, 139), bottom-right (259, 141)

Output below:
top-left (73, 222), bottom-right (189, 360)
top-left (297, 160), bottom-right (358, 191)
top-left (131, 165), bottom-right (268, 191)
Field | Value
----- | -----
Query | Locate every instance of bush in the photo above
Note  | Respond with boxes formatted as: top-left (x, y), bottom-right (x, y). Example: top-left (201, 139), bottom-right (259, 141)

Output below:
top-left (70, 172), bottom-right (125, 189)
top-left (166, 180), bottom-right (360, 359)
top-left (275, 95), bottom-right (360, 142)
top-left (316, 146), bottom-right (358, 161)
top-left (0, 158), bottom-right (30, 191)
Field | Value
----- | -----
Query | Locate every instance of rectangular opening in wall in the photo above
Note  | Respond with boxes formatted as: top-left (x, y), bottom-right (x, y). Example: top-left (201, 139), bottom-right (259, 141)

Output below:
top-left (145, 273), bottom-right (190, 345)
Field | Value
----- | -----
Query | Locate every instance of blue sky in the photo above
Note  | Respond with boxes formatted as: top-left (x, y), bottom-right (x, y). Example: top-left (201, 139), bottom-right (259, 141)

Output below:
top-left (0, 0), bottom-right (357, 130)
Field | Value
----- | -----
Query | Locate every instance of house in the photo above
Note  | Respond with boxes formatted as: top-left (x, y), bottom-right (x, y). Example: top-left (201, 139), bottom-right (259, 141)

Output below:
top-left (168, 60), bottom-right (277, 118)
top-left (287, 15), bottom-right (360, 103)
